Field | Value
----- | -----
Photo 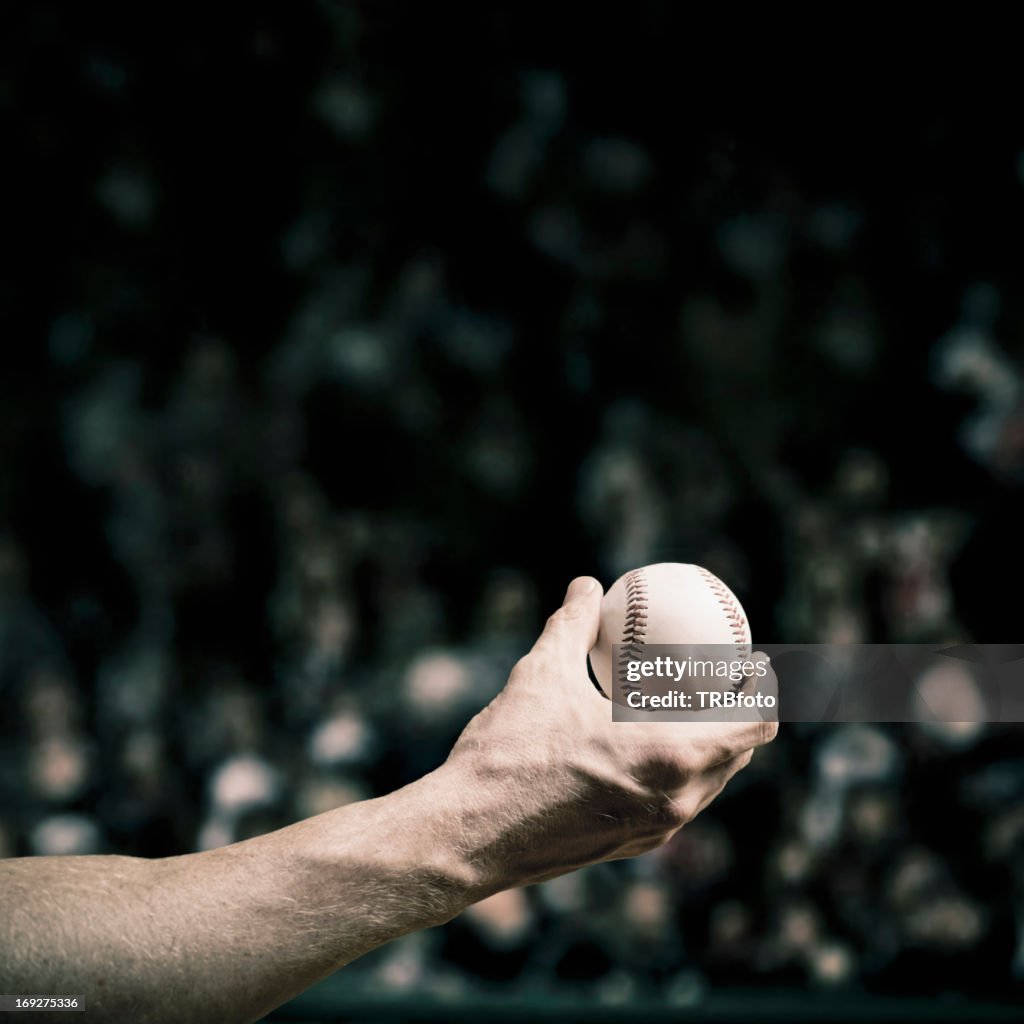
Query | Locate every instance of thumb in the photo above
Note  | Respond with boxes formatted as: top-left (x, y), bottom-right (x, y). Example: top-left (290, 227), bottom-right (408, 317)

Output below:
top-left (531, 576), bottom-right (604, 660)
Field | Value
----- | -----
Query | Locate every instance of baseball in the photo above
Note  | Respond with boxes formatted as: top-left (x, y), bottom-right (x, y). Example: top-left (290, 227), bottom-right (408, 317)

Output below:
top-left (589, 562), bottom-right (752, 697)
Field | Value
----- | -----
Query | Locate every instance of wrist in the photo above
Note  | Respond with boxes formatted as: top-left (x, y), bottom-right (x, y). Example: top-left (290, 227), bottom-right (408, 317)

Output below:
top-left (420, 756), bottom-right (539, 899)
top-left (375, 765), bottom-right (496, 919)
top-left (400, 761), bottom-right (517, 905)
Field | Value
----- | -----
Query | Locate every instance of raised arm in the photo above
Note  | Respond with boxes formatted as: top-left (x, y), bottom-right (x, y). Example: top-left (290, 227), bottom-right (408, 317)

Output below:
top-left (0, 577), bottom-right (777, 1023)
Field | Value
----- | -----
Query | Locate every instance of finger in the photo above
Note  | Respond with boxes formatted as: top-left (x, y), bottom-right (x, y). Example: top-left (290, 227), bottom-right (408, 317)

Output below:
top-left (727, 654), bottom-right (779, 725)
top-left (736, 665), bottom-right (760, 696)
top-left (708, 653), bottom-right (779, 739)
top-left (531, 576), bottom-right (604, 661)
top-left (610, 750), bottom-right (756, 859)
top-left (657, 716), bottom-right (777, 765)
top-left (608, 748), bottom-right (756, 861)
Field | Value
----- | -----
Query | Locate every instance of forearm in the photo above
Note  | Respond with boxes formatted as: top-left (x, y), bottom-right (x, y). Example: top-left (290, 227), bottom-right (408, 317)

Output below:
top-left (0, 767), bottom-right (482, 1024)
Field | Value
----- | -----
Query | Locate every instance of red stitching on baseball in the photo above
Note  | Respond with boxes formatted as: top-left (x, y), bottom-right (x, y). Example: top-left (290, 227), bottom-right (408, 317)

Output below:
top-left (619, 569), bottom-right (648, 682)
top-left (697, 567), bottom-right (750, 659)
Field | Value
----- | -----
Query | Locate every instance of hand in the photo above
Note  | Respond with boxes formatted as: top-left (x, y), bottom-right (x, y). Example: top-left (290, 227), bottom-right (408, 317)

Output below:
top-left (440, 576), bottom-right (778, 894)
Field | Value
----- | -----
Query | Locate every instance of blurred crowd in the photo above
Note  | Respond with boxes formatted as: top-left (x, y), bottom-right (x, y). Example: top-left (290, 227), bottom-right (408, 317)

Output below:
top-left (4, 3), bottom-right (1024, 1008)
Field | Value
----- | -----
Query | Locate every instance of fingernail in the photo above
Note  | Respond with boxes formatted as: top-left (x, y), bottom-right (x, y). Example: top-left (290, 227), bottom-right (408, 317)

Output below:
top-left (565, 576), bottom-right (597, 602)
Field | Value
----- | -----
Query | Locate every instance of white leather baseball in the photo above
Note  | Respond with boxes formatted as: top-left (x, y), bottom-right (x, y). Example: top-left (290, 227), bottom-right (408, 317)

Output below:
top-left (589, 562), bottom-right (752, 696)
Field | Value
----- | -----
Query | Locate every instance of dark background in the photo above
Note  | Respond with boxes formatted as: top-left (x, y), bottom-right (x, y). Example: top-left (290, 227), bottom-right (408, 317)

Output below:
top-left (3, 5), bottom-right (1024, 1019)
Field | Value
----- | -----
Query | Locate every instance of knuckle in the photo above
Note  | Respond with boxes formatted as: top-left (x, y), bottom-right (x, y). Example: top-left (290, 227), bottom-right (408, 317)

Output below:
top-left (646, 792), bottom-right (688, 833)
top-left (542, 611), bottom-right (566, 639)
top-left (547, 604), bottom-right (582, 630)
top-left (702, 738), bottom-right (731, 766)
top-left (509, 655), bottom-right (537, 686)
top-left (672, 793), bottom-right (700, 826)
top-left (759, 720), bottom-right (780, 745)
